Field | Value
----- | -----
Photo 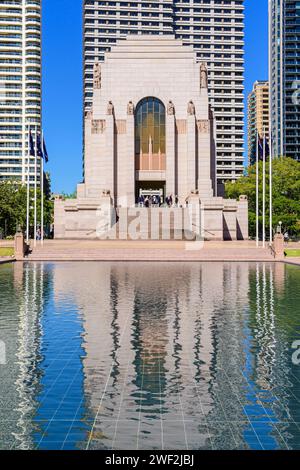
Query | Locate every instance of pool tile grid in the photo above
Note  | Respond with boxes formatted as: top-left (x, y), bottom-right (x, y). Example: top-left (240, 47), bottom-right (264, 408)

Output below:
top-left (1, 262), bottom-right (300, 450)
top-left (110, 355), bottom-right (133, 450)
top-left (35, 353), bottom-right (85, 449)
top-left (85, 303), bottom-right (133, 450)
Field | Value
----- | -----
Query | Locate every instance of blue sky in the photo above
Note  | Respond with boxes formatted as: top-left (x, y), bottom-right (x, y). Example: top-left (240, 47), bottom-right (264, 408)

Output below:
top-left (42, 0), bottom-right (269, 194)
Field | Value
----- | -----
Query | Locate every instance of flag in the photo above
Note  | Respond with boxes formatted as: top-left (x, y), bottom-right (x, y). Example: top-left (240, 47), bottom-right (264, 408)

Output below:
top-left (257, 133), bottom-right (270, 161)
top-left (37, 133), bottom-right (43, 158)
top-left (37, 132), bottom-right (49, 163)
top-left (258, 134), bottom-right (264, 160)
top-left (29, 130), bottom-right (35, 156)
top-left (43, 138), bottom-right (49, 163)
top-left (264, 135), bottom-right (270, 159)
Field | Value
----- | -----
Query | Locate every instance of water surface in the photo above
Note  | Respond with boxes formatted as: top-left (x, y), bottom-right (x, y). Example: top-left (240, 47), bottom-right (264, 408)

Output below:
top-left (0, 261), bottom-right (300, 450)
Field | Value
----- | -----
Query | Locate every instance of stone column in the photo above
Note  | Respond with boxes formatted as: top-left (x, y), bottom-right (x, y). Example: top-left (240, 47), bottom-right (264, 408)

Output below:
top-left (273, 234), bottom-right (284, 259)
top-left (14, 228), bottom-right (26, 260)
top-left (186, 114), bottom-right (196, 193)
top-left (237, 195), bottom-right (249, 240)
top-left (126, 113), bottom-right (135, 207)
top-left (166, 113), bottom-right (175, 197)
top-left (197, 119), bottom-right (213, 199)
top-left (105, 112), bottom-right (115, 203)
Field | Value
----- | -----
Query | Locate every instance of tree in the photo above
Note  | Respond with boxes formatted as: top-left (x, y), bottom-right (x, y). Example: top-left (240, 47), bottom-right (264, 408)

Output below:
top-left (61, 189), bottom-right (77, 199)
top-left (0, 180), bottom-right (53, 237)
top-left (225, 157), bottom-right (300, 239)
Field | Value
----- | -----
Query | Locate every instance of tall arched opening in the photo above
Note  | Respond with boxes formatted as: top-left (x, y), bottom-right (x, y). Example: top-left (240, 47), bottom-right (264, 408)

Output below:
top-left (135, 97), bottom-right (166, 203)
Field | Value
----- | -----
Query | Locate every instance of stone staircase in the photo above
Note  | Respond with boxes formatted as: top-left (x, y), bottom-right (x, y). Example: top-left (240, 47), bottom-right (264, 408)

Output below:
top-left (26, 240), bottom-right (275, 262)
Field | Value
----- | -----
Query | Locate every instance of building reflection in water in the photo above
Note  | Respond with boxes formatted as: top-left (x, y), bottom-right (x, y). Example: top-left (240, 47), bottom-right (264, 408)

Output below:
top-left (0, 263), bottom-right (47, 449)
top-left (50, 261), bottom-right (298, 450)
top-left (0, 261), bottom-right (300, 450)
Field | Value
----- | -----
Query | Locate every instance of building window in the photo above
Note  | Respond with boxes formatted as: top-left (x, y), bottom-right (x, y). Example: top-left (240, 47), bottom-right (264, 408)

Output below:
top-left (135, 97), bottom-right (166, 171)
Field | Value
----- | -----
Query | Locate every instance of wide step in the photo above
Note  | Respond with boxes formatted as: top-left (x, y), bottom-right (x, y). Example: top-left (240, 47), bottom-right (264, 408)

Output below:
top-left (26, 242), bottom-right (274, 262)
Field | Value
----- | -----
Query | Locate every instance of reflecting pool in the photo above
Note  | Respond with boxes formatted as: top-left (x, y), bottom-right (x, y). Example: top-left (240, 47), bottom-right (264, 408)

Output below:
top-left (0, 262), bottom-right (300, 450)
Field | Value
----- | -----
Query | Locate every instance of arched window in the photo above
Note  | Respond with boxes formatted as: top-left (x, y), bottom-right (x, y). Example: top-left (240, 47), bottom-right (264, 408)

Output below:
top-left (135, 97), bottom-right (166, 171)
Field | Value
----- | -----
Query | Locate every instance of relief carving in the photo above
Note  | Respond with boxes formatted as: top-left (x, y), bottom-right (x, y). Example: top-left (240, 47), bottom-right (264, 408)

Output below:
top-left (197, 119), bottom-right (210, 133)
top-left (115, 120), bottom-right (127, 134)
top-left (92, 119), bottom-right (106, 134)
top-left (93, 61), bottom-right (101, 89)
top-left (176, 120), bottom-right (187, 134)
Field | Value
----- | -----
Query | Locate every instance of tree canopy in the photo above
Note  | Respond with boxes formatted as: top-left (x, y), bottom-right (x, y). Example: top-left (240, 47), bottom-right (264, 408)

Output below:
top-left (0, 180), bottom-right (53, 237)
top-left (225, 157), bottom-right (300, 238)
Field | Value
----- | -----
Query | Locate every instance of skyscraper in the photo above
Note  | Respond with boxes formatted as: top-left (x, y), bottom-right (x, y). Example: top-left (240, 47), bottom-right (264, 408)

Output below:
top-left (0, 0), bottom-right (42, 184)
top-left (269, 0), bottom-right (300, 159)
top-left (248, 80), bottom-right (269, 165)
top-left (83, 0), bottom-right (245, 186)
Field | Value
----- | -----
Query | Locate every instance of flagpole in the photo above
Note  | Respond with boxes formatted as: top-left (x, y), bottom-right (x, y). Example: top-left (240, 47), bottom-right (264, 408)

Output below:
top-left (34, 126), bottom-right (37, 247)
top-left (41, 130), bottom-right (44, 245)
top-left (269, 132), bottom-right (273, 244)
top-left (262, 127), bottom-right (266, 248)
top-left (256, 130), bottom-right (259, 247)
top-left (268, 0), bottom-right (273, 245)
top-left (26, 125), bottom-right (30, 243)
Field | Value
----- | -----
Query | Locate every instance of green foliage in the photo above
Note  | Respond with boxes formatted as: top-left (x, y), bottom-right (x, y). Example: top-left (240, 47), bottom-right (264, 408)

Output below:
top-left (61, 189), bottom-right (77, 199)
top-left (0, 180), bottom-right (54, 237)
top-left (225, 157), bottom-right (300, 238)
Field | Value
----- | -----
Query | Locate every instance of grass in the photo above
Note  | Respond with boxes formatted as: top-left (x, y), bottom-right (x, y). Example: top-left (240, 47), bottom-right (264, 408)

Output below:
top-left (0, 247), bottom-right (14, 257)
top-left (285, 249), bottom-right (300, 258)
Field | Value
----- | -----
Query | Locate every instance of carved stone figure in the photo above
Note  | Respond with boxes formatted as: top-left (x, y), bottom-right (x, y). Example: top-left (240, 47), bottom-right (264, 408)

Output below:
top-left (127, 101), bottom-right (134, 115)
top-left (187, 100), bottom-right (195, 115)
top-left (167, 100), bottom-right (175, 115)
top-left (85, 107), bottom-right (93, 120)
top-left (200, 62), bottom-right (208, 89)
top-left (102, 189), bottom-right (111, 196)
top-left (93, 61), bottom-right (101, 89)
top-left (107, 101), bottom-right (114, 115)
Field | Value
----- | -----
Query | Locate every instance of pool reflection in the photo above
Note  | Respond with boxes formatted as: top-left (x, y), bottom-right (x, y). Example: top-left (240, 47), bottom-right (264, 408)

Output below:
top-left (0, 262), bottom-right (300, 450)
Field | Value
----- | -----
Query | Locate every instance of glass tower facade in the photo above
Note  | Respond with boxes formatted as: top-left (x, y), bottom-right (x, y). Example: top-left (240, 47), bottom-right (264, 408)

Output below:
top-left (83, 0), bottom-right (245, 184)
top-left (270, 0), bottom-right (300, 159)
top-left (0, 0), bottom-right (42, 184)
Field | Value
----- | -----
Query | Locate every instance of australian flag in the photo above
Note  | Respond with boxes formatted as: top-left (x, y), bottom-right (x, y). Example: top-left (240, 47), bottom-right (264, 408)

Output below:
top-left (37, 133), bottom-right (49, 163)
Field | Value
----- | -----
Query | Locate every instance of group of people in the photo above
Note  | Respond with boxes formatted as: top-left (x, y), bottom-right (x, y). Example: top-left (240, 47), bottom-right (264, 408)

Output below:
top-left (165, 195), bottom-right (179, 207)
top-left (137, 194), bottom-right (179, 208)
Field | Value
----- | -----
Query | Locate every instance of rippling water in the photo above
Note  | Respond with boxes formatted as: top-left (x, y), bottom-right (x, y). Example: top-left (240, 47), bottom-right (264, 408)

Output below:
top-left (0, 261), bottom-right (300, 450)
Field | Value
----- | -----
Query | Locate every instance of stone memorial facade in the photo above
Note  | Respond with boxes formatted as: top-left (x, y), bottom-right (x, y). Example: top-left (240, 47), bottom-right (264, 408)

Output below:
top-left (55, 36), bottom-right (248, 240)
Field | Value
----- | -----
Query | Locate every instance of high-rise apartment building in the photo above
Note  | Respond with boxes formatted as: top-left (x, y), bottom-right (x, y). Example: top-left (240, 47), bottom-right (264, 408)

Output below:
top-left (83, 0), bottom-right (245, 185)
top-left (247, 80), bottom-right (269, 165)
top-left (269, 0), bottom-right (300, 159)
top-left (0, 0), bottom-right (42, 184)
